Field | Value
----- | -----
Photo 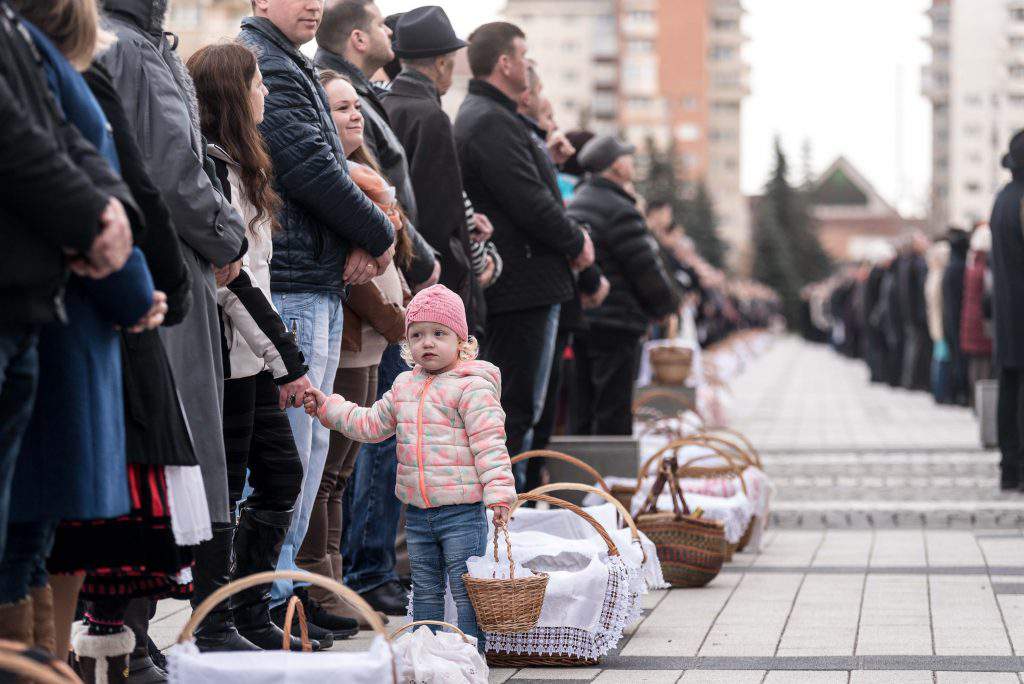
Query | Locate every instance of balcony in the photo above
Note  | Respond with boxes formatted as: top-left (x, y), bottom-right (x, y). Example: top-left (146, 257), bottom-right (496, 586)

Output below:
top-left (920, 64), bottom-right (950, 101)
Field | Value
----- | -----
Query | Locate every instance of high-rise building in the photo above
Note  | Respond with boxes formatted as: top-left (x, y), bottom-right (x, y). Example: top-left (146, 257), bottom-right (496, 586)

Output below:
top-left (504, 0), bottom-right (620, 134)
top-left (923, 0), bottom-right (1024, 230)
top-left (164, 0), bottom-right (251, 59)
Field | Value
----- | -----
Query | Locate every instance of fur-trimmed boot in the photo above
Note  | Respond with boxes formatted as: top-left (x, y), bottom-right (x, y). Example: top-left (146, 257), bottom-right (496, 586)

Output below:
top-left (30, 584), bottom-right (56, 654)
top-left (72, 622), bottom-right (134, 684)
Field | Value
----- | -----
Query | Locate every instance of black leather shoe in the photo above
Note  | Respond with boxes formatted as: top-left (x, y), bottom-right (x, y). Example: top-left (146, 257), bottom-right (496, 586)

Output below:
top-left (359, 581), bottom-right (408, 617)
top-left (294, 588), bottom-right (357, 639)
top-left (269, 602), bottom-right (330, 648)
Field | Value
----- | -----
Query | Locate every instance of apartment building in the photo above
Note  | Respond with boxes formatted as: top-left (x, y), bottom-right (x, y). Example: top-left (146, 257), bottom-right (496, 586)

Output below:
top-left (164, 0), bottom-right (251, 59)
top-left (923, 0), bottom-right (1024, 229)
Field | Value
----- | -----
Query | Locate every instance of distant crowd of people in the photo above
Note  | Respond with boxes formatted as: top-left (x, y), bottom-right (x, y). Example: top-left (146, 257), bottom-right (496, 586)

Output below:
top-left (802, 132), bottom-right (1024, 495)
top-left (0, 0), bottom-right (783, 678)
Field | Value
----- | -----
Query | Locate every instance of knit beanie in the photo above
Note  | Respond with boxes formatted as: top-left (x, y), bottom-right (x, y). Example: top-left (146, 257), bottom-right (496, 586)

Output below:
top-left (405, 284), bottom-right (468, 341)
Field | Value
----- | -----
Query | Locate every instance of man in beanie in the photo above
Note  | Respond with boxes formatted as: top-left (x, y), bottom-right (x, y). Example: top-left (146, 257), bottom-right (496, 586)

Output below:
top-left (568, 135), bottom-right (679, 435)
top-left (989, 130), bottom-right (1024, 491)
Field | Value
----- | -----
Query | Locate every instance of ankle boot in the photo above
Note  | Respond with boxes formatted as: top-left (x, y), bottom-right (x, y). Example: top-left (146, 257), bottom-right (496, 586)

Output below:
top-left (123, 599), bottom-right (166, 683)
top-left (299, 557), bottom-right (384, 630)
top-left (72, 623), bottom-right (134, 684)
top-left (29, 584), bottom-right (56, 654)
top-left (0, 595), bottom-right (33, 645)
top-left (231, 507), bottom-right (322, 651)
top-left (191, 523), bottom-right (260, 652)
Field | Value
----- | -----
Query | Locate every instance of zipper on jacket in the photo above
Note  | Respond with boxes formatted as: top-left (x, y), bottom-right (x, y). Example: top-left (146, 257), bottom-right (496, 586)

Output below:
top-left (415, 375), bottom-right (436, 507)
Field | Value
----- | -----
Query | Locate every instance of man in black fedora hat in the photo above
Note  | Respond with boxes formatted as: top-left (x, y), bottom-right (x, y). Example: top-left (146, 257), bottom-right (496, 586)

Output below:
top-left (382, 6), bottom-right (492, 331)
top-left (990, 129), bottom-right (1024, 492)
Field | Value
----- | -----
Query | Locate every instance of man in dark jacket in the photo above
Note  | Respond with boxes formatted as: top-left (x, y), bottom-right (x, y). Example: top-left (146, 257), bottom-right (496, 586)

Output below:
top-left (313, 0), bottom-right (437, 290)
top-left (989, 131), bottom-right (1024, 491)
top-left (0, 0), bottom-right (135, 610)
top-left (455, 22), bottom-right (594, 471)
top-left (899, 232), bottom-right (932, 391)
top-left (382, 7), bottom-right (487, 329)
top-left (240, 0), bottom-right (395, 628)
top-left (568, 136), bottom-right (680, 435)
top-left (943, 227), bottom-right (970, 405)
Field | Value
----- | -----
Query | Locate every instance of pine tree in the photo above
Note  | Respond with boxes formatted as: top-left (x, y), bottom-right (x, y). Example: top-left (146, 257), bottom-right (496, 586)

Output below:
top-left (679, 181), bottom-right (727, 269)
top-left (637, 136), bottom-right (679, 207)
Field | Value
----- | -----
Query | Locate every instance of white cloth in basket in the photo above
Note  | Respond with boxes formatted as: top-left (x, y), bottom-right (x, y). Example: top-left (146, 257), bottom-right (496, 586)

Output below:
top-left (506, 504), bottom-right (668, 589)
top-left (167, 635), bottom-right (393, 683)
top-left (392, 626), bottom-right (487, 684)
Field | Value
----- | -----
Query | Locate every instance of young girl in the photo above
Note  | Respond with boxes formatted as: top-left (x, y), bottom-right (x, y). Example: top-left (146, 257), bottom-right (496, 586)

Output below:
top-left (303, 284), bottom-right (516, 650)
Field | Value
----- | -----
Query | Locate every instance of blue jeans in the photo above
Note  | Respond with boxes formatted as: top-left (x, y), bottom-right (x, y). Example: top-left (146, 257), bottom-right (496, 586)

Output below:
top-left (270, 292), bottom-right (343, 606)
top-left (0, 520), bottom-right (57, 603)
top-left (0, 328), bottom-right (39, 565)
top-left (341, 344), bottom-right (408, 593)
top-left (405, 503), bottom-right (488, 652)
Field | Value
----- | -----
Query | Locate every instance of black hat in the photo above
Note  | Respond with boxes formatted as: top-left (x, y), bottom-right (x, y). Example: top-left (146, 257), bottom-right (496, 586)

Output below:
top-left (577, 135), bottom-right (636, 174)
top-left (560, 130), bottom-right (596, 177)
top-left (1002, 129), bottom-right (1024, 170)
top-left (393, 6), bottom-right (466, 59)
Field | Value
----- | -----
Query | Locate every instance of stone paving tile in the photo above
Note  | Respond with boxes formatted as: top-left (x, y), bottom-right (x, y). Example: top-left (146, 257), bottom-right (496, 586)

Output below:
top-left (676, 672), bottom-right (765, 684)
top-left (699, 574), bottom-right (804, 657)
top-left (998, 595), bottom-right (1024, 654)
top-left (591, 670), bottom-right (683, 683)
top-left (762, 671), bottom-right (848, 683)
top-left (926, 530), bottom-right (988, 565)
top-left (979, 538), bottom-right (1024, 566)
top-left (849, 672), bottom-right (933, 684)
top-left (869, 530), bottom-right (926, 567)
top-left (751, 531), bottom-right (825, 568)
top-left (811, 531), bottom-right (872, 567)
top-left (489, 669), bottom-right (517, 683)
top-left (776, 574), bottom-right (862, 656)
top-left (856, 575), bottom-right (933, 655)
top-left (510, 667), bottom-right (602, 680)
top-left (931, 576), bottom-right (1013, 655)
top-left (935, 673), bottom-right (1022, 683)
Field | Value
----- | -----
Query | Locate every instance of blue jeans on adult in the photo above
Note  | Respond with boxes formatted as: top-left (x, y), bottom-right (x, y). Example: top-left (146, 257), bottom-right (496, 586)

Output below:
top-left (0, 520), bottom-right (57, 604)
top-left (405, 503), bottom-right (488, 652)
top-left (0, 328), bottom-right (39, 563)
top-left (270, 292), bottom-right (343, 607)
top-left (341, 343), bottom-right (407, 593)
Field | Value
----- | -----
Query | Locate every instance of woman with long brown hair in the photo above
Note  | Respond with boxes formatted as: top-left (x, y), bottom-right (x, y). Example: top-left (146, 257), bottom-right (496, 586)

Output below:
top-left (186, 42), bottom-right (318, 653)
top-left (292, 69), bottom-right (413, 630)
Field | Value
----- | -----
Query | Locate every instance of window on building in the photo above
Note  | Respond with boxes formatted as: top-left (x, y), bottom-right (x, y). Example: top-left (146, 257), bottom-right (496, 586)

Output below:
top-left (622, 59), bottom-right (657, 91)
top-left (594, 15), bottom-right (617, 56)
top-left (682, 95), bottom-right (699, 110)
top-left (968, 151), bottom-right (983, 164)
top-left (723, 156), bottom-right (738, 171)
top-left (964, 124), bottom-right (983, 138)
top-left (628, 39), bottom-right (654, 54)
top-left (563, 69), bottom-right (579, 81)
top-left (677, 123), bottom-right (701, 141)
top-left (563, 99), bottom-right (577, 111)
top-left (936, 156), bottom-right (948, 170)
top-left (1010, 63), bottom-right (1024, 79)
top-left (713, 17), bottom-right (738, 31)
top-left (965, 181), bottom-right (981, 193)
top-left (680, 152), bottom-right (700, 170)
top-left (712, 100), bottom-right (740, 112)
top-left (710, 45), bottom-right (735, 61)
top-left (627, 97), bottom-right (651, 109)
top-left (710, 128), bottom-right (737, 142)
top-left (625, 10), bottom-right (655, 25)
top-left (1011, 35), bottom-right (1024, 50)
top-left (965, 93), bottom-right (983, 106)
top-left (1010, 93), bottom-right (1024, 107)
top-left (1011, 7), bottom-right (1024, 21)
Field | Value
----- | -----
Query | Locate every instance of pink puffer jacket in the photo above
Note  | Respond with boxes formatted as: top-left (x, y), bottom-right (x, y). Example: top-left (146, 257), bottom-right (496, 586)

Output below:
top-left (318, 360), bottom-right (517, 509)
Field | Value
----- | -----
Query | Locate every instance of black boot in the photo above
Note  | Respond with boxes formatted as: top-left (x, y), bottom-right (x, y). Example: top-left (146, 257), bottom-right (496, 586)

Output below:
top-left (191, 523), bottom-right (260, 652)
top-left (232, 507), bottom-right (323, 651)
top-left (294, 587), bottom-right (357, 639)
top-left (123, 599), bottom-right (166, 683)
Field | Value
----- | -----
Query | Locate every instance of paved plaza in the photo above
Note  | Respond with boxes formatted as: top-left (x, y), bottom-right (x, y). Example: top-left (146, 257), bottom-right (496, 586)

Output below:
top-left (153, 338), bottom-right (1024, 682)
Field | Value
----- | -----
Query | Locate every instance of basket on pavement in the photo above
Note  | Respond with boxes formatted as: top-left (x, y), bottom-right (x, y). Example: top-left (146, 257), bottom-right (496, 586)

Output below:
top-left (635, 457), bottom-right (726, 588)
top-left (463, 524), bottom-right (548, 634)
top-left (649, 345), bottom-right (694, 385)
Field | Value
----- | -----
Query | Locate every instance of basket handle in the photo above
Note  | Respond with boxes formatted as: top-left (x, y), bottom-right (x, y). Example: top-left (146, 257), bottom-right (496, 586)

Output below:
top-left (0, 642), bottom-right (79, 684)
top-left (637, 438), bottom-right (736, 482)
top-left (638, 457), bottom-right (694, 521)
top-left (524, 482), bottom-right (647, 564)
top-left (178, 570), bottom-right (388, 643)
top-left (511, 492), bottom-right (619, 556)
top-left (509, 450), bottom-right (610, 492)
top-left (281, 596), bottom-right (312, 652)
top-left (489, 524), bottom-right (518, 581)
top-left (689, 433), bottom-right (759, 469)
top-left (389, 620), bottom-right (471, 645)
top-left (707, 428), bottom-right (763, 468)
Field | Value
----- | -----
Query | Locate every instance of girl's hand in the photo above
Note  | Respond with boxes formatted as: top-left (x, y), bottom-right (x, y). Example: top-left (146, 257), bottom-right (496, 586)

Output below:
top-left (126, 291), bottom-right (168, 332)
top-left (491, 505), bottom-right (510, 528)
top-left (303, 388), bottom-right (327, 416)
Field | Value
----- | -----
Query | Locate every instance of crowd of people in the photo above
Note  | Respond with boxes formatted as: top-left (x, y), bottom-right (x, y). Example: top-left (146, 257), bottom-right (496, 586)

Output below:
top-left (800, 131), bottom-right (1024, 495)
top-left (0, 0), bottom-right (777, 680)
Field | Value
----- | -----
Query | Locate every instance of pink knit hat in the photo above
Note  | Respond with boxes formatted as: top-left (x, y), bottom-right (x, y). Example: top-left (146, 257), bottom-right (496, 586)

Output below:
top-left (405, 284), bottom-right (468, 341)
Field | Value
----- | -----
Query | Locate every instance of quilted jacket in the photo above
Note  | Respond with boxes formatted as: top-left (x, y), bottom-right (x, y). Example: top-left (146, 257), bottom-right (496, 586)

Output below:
top-left (238, 17), bottom-right (394, 296)
top-left (318, 360), bottom-right (517, 509)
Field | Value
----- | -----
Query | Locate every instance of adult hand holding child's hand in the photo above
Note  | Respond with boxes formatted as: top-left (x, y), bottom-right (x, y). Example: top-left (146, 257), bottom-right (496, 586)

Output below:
top-left (302, 387), bottom-right (327, 417)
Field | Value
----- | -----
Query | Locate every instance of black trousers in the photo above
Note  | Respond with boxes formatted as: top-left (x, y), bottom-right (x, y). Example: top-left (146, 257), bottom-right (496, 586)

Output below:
top-left (997, 366), bottom-right (1024, 485)
top-left (223, 372), bottom-right (303, 512)
top-left (571, 331), bottom-right (641, 436)
top-left (483, 305), bottom-right (560, 468)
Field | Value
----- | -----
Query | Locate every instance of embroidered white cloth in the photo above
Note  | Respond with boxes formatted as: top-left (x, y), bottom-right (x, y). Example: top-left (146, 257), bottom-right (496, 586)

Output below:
top-left (164, 465), bottom-right (212, 546)
top-left (392, 626), bottom-right (487, 684)
top-left (167, 636), bottom-right (394, 683)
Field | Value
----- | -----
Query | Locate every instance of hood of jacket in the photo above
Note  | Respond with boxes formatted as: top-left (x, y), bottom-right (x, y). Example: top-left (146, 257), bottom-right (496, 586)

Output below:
top-left (415, 359), bottom-right (501, 394)
top-left (102, 0), bottom-right (166, 36)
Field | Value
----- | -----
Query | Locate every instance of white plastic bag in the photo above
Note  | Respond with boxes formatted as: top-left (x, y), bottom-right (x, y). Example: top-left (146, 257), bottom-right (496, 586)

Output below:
top-left (392, 626), bottom-right (487, 684)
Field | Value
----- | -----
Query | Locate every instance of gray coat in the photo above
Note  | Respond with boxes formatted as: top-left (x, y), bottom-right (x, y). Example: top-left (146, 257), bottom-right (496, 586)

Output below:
top-left (100, 0), bottom-right (246, 523)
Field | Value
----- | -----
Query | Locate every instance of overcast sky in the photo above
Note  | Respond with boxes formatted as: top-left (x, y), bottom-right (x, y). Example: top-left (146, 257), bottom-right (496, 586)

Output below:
top-left (377, 0), bottom-right (933, 215)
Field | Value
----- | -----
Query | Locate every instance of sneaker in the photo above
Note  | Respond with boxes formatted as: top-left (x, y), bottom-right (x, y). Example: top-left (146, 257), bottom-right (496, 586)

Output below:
top-left (294, 588), bottom-right (358, 639)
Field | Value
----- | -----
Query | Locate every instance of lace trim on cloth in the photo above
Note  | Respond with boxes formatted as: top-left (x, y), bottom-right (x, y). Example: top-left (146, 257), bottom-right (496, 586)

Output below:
top-left (485, 557), bottom-right (641, 661)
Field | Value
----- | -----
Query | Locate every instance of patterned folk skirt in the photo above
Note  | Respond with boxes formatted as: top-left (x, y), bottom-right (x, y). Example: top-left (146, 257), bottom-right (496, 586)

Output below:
top-left (47, 463), bottom-right (193, 600)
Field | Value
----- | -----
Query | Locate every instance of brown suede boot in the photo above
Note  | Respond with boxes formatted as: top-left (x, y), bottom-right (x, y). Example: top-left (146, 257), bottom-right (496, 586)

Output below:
top-left (72, 623), bottom-right (134, 684)
top-left (0, 596), bottom-right (33, 644)
top-left (30, 584), bottom-right (56, 654)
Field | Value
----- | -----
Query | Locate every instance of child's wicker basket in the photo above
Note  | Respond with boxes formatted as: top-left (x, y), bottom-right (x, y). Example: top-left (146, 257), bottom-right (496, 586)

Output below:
top-left (462, 525), bottom-right (549, 634)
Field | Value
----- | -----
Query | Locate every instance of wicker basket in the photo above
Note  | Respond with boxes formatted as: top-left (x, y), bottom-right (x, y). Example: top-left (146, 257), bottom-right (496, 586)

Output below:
top-left (462, 525), bottom-right (548, 634)
top-left (0, 639), bottom-right (80, 684)
top-left (649, 346), bottom-right (694, 385)
top-left (635, 457), bottom-right (725, 588)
